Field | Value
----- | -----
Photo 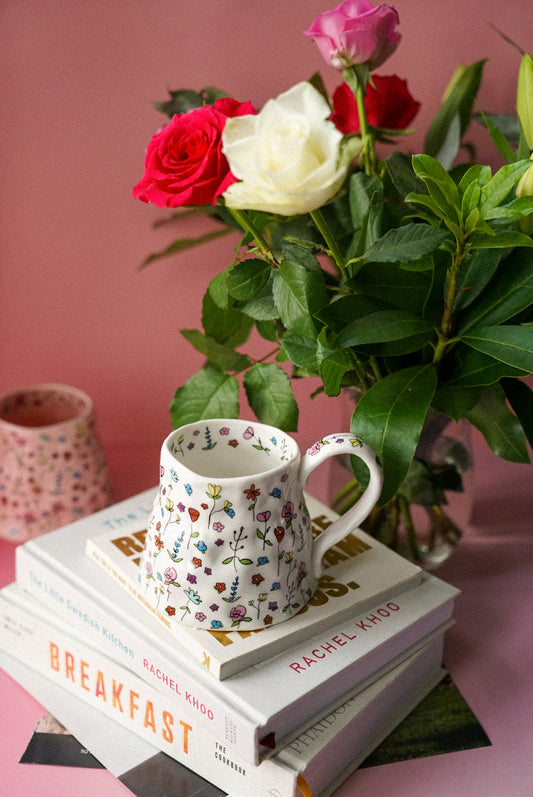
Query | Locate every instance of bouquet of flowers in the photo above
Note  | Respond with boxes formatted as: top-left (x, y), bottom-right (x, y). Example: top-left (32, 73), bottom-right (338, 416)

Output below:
top-left (133, 1), bottom-right (533, 558)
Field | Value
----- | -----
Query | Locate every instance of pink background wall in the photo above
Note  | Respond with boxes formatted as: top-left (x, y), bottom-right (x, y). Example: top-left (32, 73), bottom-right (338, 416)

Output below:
top-left (2, 0), bottom-right (532, 499)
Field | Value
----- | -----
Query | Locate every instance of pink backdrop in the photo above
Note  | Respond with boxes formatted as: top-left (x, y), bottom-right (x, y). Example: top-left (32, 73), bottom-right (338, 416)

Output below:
top-left (2, 0), bottom-right (532, 500)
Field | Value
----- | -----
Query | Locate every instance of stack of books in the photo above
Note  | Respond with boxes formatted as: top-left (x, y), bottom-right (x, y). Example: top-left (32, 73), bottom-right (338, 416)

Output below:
top-left (0, 488), bottom-right (459, 796)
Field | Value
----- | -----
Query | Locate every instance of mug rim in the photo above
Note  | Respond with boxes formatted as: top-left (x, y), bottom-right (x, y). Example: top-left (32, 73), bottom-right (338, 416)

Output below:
top-left (162, 418), bottom-right (300, 482)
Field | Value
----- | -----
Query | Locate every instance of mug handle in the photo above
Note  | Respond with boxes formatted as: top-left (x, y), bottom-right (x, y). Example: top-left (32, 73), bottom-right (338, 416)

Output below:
top-left (299, 433), bottom-right (383, 580)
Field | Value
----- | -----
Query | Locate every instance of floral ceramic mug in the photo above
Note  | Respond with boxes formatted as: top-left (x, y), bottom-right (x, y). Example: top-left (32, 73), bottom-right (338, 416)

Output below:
top-left (141, 418), bottom-right (382, 630)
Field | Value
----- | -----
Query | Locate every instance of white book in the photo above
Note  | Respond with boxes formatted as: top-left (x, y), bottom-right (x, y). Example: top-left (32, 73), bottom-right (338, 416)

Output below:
top-left (84, 490), bottom-right (422, 680)
top-left (0, 582), bottom-right (446, 797)
top-left (15, 489), bottom-right (459, 766)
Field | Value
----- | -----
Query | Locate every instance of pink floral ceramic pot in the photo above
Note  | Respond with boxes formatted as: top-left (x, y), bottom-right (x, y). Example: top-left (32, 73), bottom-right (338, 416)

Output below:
top-left (0, 384), bottom-right (114, 543)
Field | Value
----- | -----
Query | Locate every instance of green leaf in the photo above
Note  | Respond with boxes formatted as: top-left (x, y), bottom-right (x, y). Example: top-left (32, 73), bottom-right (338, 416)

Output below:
top-left (318, 351), bottom-right (355, 397)
top-left (226, 259), bottom-right (272, 302)
top-left (202, 290), bottom-right (253, 347)
top-left (208, 269), bottom-right (232, 310)
top-left (403, 192), bottom-right (449, 226)
top-left (398, 459), bottom-right (456, 506)
top-left (465, 384), bottom-right (530, 462)
top-left (272, 260), bottom-right (328, 337)
top-left (462, 325), bottom-right (533, 372)
top-left (458, 247), bottom-right (533, 332)
top-left (362, 333), bottom-right (434, 357)
top-left (280, 242), bottom-right (323, 274)
top-left (345, 174), bottom-right (387, 260)
top-left (316, 329), bottom-right (354, 396)
top-left (180, 329), bottom-right (251, 372)
top-left (385, 151), bottom-right (425, 199)
top-left (316, 295), bottom-right (388, 332)
top-left (243, 363), bottom-right (298, 431)
top-left (479, 160), bottom-right (533, 216)
top-left (170, 365), bottom-right (239, 427)
top-left (446, 347), bottom-right (529, 387)
top-left (351, 365), bottom-right (438, 504)
top-left (411, 154), bottom-right (461, 210)
top-left (348, 171), bottom-right (383, 227)
top-left (454, 248), bottom-right (502, 313)
top-left (467, 230), bottom-right (533, 250)
top-left (280, 333), bottom-right (319, 374)
top-left (153, 88), bottom-right (203, 116)
top-left (336, 310), bottom-right (434, 349)
top-left (481, 195), bottom-right (533, 220)
top-left (236, 273), bottom-right (279, 320)
top-left (431, 385), bottom-right (481, 420)
top-left (139, 227), bottom-right (233, 268)
top-left (458, 163), bottom-right (492, 188)
top-left (478, 109), bottom-right (519, 164)
top-left (363, 223), bottom-right (449, 264)
top-left (461, 181), bottom-right (481, 221)
top-left (255, 319), bottom-right (279, 342)
top-left (153, 86), bottom-right (228, 116)
top-left (430, 112), bottom-right (461, 171)
top-left (424, 60), bottom-right (486, 159)
top-left (349, 261), bottom-right (435, 314)
top-left (517, 53), bottom-right (533, 150)
top-left (501, 378), bottom-right (533, 448)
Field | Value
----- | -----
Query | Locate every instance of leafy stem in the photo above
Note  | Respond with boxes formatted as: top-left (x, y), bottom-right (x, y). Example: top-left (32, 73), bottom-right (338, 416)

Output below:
top-left (227, 207), bottom-right (276, 264)
top-left (310, 208), bottom-right (346, 273)
top-left (432, 238), bottom-right (468, 366)
top-left (343, 65), bottom-right (378, 177)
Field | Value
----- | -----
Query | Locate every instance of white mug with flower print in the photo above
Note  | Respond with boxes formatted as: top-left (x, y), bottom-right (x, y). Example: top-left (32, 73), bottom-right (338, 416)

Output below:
top-left (141, 418), bottom-right (382, 631)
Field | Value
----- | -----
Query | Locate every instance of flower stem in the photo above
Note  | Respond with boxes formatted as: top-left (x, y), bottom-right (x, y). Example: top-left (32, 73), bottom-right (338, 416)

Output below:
top-left (343, 66), bottom-right (377, 177)
top-left (227, 207), bottom-right (275, 263)
top-left (310, 208), bottom-right (346, 273)
top-left (398, 495), bottom-right (421, 561)
top-left (432, 240), bottom-right (466, 366)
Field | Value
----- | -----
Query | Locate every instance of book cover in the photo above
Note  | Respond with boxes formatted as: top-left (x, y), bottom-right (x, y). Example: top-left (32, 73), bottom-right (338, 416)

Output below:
top-left (85, 489), bottom-right (422, 679)
top-left (15, 489), bottom-right (459, 765)
top-left (0, 582), bottom-right (446, 797)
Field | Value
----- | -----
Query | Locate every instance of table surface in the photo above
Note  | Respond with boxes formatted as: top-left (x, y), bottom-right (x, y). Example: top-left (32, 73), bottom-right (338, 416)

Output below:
top-left (1, 439), bottom-right (532, 797)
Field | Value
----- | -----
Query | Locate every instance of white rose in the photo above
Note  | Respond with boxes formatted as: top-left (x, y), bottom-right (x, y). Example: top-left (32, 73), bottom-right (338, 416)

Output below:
top-left (222, 81), bottom-right (359, 216)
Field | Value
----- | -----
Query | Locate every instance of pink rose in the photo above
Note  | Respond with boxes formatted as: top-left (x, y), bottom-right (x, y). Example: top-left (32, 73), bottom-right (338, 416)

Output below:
top-left (164, 566), bottom-right (177, 582)
top-left (304, 1), bottom-right (400, 71)
top-left (281, 502), bottom-right (294, 522)
top-left (133, 98), bottom-right (255, 208)
top-left (229, 604), bottom-right (247, 623)
top-left (307, 441), bottom-right (324, 456)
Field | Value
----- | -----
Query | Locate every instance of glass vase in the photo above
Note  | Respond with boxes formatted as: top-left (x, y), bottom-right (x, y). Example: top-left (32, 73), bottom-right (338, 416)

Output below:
top-left (330, 397), bottom-right (473, 568)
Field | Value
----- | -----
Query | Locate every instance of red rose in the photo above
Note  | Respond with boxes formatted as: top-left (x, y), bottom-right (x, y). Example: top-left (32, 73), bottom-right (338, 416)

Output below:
top-left (331, 75), bottom-right (420, 134)
top-left (133, 97), bottom-right (255, 208)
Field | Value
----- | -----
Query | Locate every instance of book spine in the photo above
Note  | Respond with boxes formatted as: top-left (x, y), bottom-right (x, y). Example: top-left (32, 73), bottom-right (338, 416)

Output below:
top-left (15, 545), bottom-right (263, 766)
top-left (0, 589), bottom-right (297, 797)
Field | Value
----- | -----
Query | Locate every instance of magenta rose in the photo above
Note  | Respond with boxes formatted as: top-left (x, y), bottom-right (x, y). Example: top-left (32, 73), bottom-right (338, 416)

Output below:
top-left (304, 0), bottom-right (400, 71)
top-left (132, 97), bottom-right (255, 208)
top-left (281, 502), bottom-right (294, 523)
top-left (331, 75), bottom-right (420, 134)
top-left (229, 604), bottom-right (247, 623)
